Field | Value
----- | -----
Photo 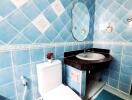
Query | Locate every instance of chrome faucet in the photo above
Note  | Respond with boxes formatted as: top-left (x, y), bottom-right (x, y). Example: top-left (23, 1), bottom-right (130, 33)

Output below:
top-left (84, 48), bottom-right (91, 53)
top-left (84, 48), bottom-right (87, 53)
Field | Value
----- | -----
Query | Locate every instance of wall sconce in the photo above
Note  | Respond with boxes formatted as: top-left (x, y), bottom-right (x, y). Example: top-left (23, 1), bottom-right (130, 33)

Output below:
top-left (127, 18), bottom-right (132, 27)
top-left (99, 23), bottom-right (113, 33)
top-left (106, 23), bottom-right (113, 33)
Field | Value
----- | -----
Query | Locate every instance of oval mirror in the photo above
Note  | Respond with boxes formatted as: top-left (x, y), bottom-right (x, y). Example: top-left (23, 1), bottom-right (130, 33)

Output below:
top-left (72, 2), bottom-right (90, 41)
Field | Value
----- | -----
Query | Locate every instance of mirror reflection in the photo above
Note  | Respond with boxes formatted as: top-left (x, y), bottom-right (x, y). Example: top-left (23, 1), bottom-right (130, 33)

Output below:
top-left (72, 2), bottom-right (90, 41)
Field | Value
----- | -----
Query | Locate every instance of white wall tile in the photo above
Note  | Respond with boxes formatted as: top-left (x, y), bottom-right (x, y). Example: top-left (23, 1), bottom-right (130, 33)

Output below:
top-left (51, 0), bottom-right (65, 16)
top-left (32, 14), bottom-right (50, 33)
top-left (11, 0), bottom-right (28, 8)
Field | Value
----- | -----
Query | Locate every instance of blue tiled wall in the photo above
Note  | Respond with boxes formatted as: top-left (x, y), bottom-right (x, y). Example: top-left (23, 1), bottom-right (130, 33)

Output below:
top-left (0, 45), bottom-right (91, 100)
top-left (0, 0), bottom-right (95, 99)
top-left (0, 0), bottom-right (74, 44)
top-left (93, 0), bottom-right (132, 94)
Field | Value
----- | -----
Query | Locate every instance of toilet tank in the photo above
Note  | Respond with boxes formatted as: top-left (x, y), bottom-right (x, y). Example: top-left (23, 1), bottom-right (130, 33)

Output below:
top-left (36, 60), bottom-right (62, 95)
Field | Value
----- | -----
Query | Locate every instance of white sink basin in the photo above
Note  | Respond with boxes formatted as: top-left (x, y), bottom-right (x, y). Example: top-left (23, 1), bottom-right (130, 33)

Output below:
top-left (76, 52), bottom-right (105, 61)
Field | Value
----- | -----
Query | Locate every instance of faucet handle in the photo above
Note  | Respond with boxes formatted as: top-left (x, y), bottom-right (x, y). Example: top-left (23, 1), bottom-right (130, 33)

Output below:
top-left (87, 49), bottom-right (91, 52)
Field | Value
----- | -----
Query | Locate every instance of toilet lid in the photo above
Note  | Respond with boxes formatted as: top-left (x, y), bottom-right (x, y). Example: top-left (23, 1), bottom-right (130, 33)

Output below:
top-left (42, 84), bottom-right (82, 100)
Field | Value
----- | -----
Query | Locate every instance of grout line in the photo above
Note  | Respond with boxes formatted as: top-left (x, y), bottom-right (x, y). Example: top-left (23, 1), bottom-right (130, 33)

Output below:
top-left (117, 44), bottom-right (123, 90)
top-left (10, 51), bottom-right (18, 100)
top-left (0, 81), bottom-right (14, 87)
top-left (5, 20), bottom-right (32, 44)
top-left (28, 0), bottom-right (42, 13)
top-left (0, 41), bottom-right (89, 51)
top-left (28, 48), bottom-right (34, 99)
top-left (1, 41), bottom-right (132, 51)
top-left (34, 18), bottom-right (70, 43)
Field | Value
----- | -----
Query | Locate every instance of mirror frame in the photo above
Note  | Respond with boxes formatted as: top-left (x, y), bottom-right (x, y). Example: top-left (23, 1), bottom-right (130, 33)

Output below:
top-left (72, 2), bottom-right (90, 41)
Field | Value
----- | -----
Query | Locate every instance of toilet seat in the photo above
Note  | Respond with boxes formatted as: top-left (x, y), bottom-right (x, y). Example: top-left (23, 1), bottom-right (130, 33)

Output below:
top-left (42, 84), bottom-right (81, 100)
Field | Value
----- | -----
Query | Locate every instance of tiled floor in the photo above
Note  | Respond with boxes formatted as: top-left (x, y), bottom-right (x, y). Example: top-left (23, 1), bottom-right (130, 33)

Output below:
top-left (90, 81), bottom-right (132, 100)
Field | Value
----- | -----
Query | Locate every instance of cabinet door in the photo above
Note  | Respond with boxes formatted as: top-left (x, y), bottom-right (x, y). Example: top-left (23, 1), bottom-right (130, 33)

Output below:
top-left (65, 64), bottom-right (86, 97)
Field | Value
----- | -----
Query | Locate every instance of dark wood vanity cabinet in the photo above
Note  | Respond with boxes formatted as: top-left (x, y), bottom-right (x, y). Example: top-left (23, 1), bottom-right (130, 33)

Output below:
top-left (64, 48), bottom-right (112, 99)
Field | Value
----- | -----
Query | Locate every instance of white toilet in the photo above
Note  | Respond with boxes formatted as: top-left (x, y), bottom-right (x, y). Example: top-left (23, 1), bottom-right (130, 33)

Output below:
top-left (36, 60), bottom-right (81, 100)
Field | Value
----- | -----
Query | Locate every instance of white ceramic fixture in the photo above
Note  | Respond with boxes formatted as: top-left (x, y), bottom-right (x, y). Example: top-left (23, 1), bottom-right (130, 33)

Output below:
top-left (76, 52), bottom-right (105, 61)
top-left (36, 60), bottom-right (81, 100)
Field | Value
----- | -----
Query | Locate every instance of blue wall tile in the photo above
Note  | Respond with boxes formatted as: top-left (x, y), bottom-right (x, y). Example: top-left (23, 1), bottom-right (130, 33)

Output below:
top-left (7, 10), bottom-right (30, 31)
top-left (36, 34), bottom-right (50, 43)
top-left (60, 12), bottom-right (71, 25)
top-left (12, 50), bottom-right (30, 65)
top-left (109, 70), bottom-right (119, 80)
top-left (22, 24), bottom-right (41, 42)
top-left (124, 0), bottom-right (132, 9)
top-left (30, 48), bottom-right (44, 62)
top-left (109, 62), bottom-right (120, 72)
top-left (60, 28), bottom-right (71, 40)
top-left (0, 0), bottom-right (94, 44)
top-left (122, 55), bottom-right (132, 66)
top-left (53, 34), bottom-right (64, 42)
top-left (44, 7), bottom-right (57, 23)
top-left (0, 0), bottom-right (16, 17)
top-left (0, 20), bottom-right (18, 43)
top-left (0, 0), bottom-right (95, 99)
top-left (120, 74), bottom-right (131, 85)
top-left (53, 19), bottom-right (64, 33)
top-left (61, 0), bottom-right (71, 8)
top-left (108, 78), bottom-right (118, 88)
top-left (116, 0), bottom-right (126, 4)
top-left (123, 46), bottom-right (132, 55)
top-left (115, 7), bottom-right (127, 19)
top-left (11, 34), bottom-right (31, 44)
top-left (21, 1), bottom-right (40, 20)
top-left (0, 82), bottom-right (15, 99)
top-left (0, 68), bottom-right (13, 85)
top-left (33, 0), bottom-right (49, 11)
top-left (111, 45), bottom-right (122, 54)
top-left (93, 0), bottom-right (132, 94)
top-left (55, 46), bottom-right (64, 58)
top-left (72, 45), bottom-right (79, 51)
top-left (0, 51), bottom-right (11, 69)
top-left (44, 26), bottom-right (58, 41)
top-left (15, 64), bottom-right (31, 80)
top-left (64, 46), bottom-right (72, 52)
top-left (48, 0), bottom-right (54, 4)
top-left (108, 2), bottom-right (120, 13)
top-left (111, 53), bottom-right (121, 64)
top-left (121, 65), bottom-right (132, 75)
top-left (119, 82), bottom-right (130, 93)
top-left (3, 82), bottom-right (15, 98)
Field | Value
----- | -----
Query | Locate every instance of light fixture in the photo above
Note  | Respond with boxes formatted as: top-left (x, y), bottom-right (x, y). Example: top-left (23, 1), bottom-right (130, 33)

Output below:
top-left (99, 23), bottom-right (113, 32)
top-left (106, 23), bottom-right (113, 33)
top-left (127, 18), bottom-right (132, 22)
top-left (127, 18), bottom-right (132, 27)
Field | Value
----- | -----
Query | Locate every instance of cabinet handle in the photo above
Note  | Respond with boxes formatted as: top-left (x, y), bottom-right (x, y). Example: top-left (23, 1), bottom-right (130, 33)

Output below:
top-left (89, 70), bottom-right (90, 74)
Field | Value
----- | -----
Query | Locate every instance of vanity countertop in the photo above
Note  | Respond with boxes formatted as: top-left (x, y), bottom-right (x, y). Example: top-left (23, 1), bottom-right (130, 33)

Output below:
top-left (64, 48), bottom-right (112, 70)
